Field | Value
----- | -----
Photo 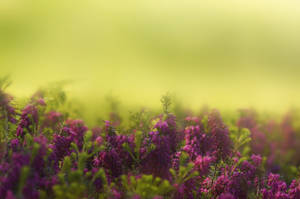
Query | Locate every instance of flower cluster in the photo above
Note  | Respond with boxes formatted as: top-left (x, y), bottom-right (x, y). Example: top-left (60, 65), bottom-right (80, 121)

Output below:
top-left (2, 90), bottom-right (300, 199)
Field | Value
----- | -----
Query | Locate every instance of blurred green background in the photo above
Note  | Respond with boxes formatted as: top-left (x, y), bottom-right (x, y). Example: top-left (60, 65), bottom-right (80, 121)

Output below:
top-left (1, 0), bottom-right (300, 115)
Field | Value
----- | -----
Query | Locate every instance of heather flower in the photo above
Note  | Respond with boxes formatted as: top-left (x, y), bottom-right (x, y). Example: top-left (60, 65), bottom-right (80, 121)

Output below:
top-left (173, 178), bottom-right (200, 199)
top-left (9, 138), bottom-right (20, 152)
top-left (105, 132), bottom-right (135, 169)
top-left (212, 174), bottom-right (231, 196)
top-left (194, 155), bottom-right (215, 175)
top-left (185, 116), bottom-right (200, 124)
top-left (22, 179), bottom-right (40, 199)
top-left (0, 153), bottom-right (30, 198)
top-left (0, 136), bottom-right (49, 199)
top-left (227, 171), bottom-right (249, 198)
top-left (237, 110), bottom-right (267, 155)
top-left (172, 151), bottom-right (182, 171)
top-left (237, 109), bottom-right (257, 130)
top-left (267, 173), bottom-right (287, 193)
top-left (0, 90), bottom-right (17, 124)
top-left (95, 149), bottom-right (123, 179)
top-left (95, 136), bottom-right (104, 145)
top-left (207, 110), bottom-right (232, 160)
top-left (141, 130), bottom-right (172, 179)
top-left (109, 112), bottom-right (122, 127)
top-left (31, 136), bottom-right (49, 176)
top-left (92, 126), bottom-right (102, 140)
top-left (109, 188), bottom-right (121, 199)
top-left (64, 119), bottom-right (88, 150)
top-left (131, 195), bottom-right (141, 199)
top-left (218, 193), bottom-right (235, 199)
top-left (3, 89), bottom-right (300, 199)
top-left (183, 124), bottom-right (210, 160)
top-left (16, 105), bottom-right (39, 137)
top-left (288, 179), bottom-right (300, 199)
top-left (5, 191), bottom-right (16, 199)
top-left (251, 154), bottom-right (262, 167)
top-left (240, 160), bottom-right (257, 180)
top-left (41, 111), bottom-right (63, 131)
top-left (104, 120), bottom-right (115, 135)
top-left (49, 134), bottom-right (73, 170)
top-left (183, 111), bottom-right (232, 163)
top-left (154, 114), bottom-right (181, 153)
top-left (261, 173), bottom-right (289, 199)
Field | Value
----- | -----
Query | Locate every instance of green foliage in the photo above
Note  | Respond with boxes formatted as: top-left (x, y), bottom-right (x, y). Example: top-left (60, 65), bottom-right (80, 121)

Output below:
top-left (36, 82), bottom-right (68, 109)
top-left (121, 174), bottom-right (173, 199)
top-left (170, 162), bottom-right (199, 185)
top-left (0, 76), bottom-right (15, 142)
top-left (53, 130), bottom-right (107, 199)
top-left (169, 152), bottom-right (199, 186)
top-left (0, 75), bottom-right (12, 90)
top-left (230, 127), bottom-right (251, 156)
top-left (54, 155), bottom-right (104, 199)
top-left (161, 93), bottom-right (172, 115)
top-left (123, 130), bottom-right (156, 170)
top-left (201, 115), bottom-right (209, 133)
top-left (129, 109), bottom-right (152, 133)
top-left (17, 166), bottom-right (30, 197)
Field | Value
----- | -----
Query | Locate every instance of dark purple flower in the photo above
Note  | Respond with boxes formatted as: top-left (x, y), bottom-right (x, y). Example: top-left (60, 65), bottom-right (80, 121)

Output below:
top-left (141, 130), bottom-right (172, 179)
top-left (16, 105), bottom-right (39, 137)
top-left (218, 193), bottom-right (235, 199)
top-left (251, 154), bottom-right (262, 167)
top-left (207, 110), bottom-right (232, 160)
top-left (194, 155), bottom-right (215, 175)
top-left (261, 173), bottom-right (289, 199)
top-left (0, 91), bottom-right (17, 124)
top-left (64, 119), bottom-right (88, 150)
top-left (9, 138), bottom-right (20, 152)
top-left (5, 191), bottom-right (16, 199)
top-left (41, 111), bottom-right (63, 131)
top-left (183, 124), bottom-right (210, 160)
top-left (288, 180), bottom-right (300, 199)
top-left (95, 149), bottom-right (123, 179)
top-left (49, 133), bottom-right (73, 171)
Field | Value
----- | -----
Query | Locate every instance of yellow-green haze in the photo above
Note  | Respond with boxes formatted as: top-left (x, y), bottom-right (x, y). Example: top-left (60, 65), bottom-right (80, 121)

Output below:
top-left (1, 0), bottom-right (300, 114)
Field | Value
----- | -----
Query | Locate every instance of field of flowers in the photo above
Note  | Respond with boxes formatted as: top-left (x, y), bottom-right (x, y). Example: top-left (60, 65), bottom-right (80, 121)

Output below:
top-left (1, 78), bottom-right (300, 199)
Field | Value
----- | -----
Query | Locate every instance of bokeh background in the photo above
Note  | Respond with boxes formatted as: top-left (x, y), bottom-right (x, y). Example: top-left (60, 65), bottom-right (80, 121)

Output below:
top-left (1, 0), bottom-right (300, 117)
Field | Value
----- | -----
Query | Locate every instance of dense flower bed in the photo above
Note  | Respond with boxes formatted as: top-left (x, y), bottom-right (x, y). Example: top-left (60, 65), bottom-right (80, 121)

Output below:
top-left (1, 83), bottom-right (300, 198)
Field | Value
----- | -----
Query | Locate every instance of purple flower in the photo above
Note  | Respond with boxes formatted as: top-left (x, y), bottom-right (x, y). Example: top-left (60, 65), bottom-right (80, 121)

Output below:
top-left (16, 105), bottom-right (39, 137)
top-left (0, 91), bottom-right (17, 124)
top-left (171, 151), bottom-right (182, 171)
top-left (64, 119), bottom-right (88, 150)
top-left (141, 131), bottom-right (172, 179)
top-left (194, 155), bottom-right (215, 175)
top-left (41, 111), bottom-right (63, 131)
top-left (9, 138), bottom-right (20, 152)
top-left (251, 154), bottom-right (262, 167)
top-left (49, 134), bottom-right (72, 170)
top-left (0, 153), bottom-right (30, 198)
top-left (212, 175), bottom-right (231, 196)
top-left (109, 188), bottom-right (121, 199)
top-left (288, 180), bottom-right (300, 199)
top-left (95, 149), bottom-right (123, 179)
top-left (153, 196), bottom-right (163, 199)
top-left (261, 173), bottom-right (289, 199)
top-left (131, 195), bottom-right (141, 199)
top-left (218, 193), bottom-right (235, 199)
top-left (183, 124), bottom-right (210, 160)
top-left (5, 191), bottom-right (16, 199)
top-left (183, 111), bottom-right (232, 162)
top-left (207, 110), bottom-right (232, 160)
top-left (154, 114), bottom-right (181, 153)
